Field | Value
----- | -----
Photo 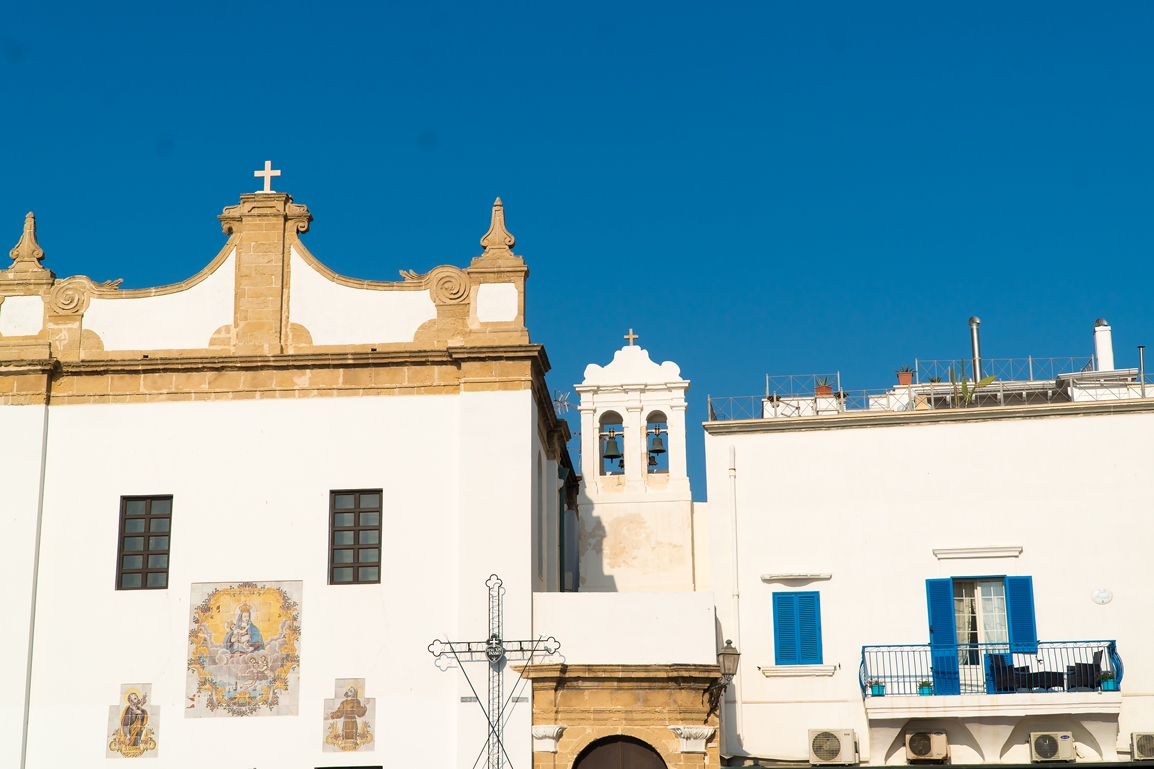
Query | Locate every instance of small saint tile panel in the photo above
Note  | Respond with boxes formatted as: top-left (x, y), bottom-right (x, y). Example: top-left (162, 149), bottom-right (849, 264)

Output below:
top-left (323, 678), bottom-right (375, 752)
top-left (106, 682), bottom-right (159, 758)
top-left (116, 496), bottom-right (172, 590)
top-left (329, 490), bottom-right (382, 585)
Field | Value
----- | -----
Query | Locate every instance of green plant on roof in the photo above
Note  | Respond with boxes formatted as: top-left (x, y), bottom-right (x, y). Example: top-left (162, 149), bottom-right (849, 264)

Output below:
top-left (949, 366), bottom-right (996, 406)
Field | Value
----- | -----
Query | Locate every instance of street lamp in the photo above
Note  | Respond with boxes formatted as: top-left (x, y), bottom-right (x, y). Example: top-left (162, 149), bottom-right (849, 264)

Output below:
top-left (718, 639), bottom-right (741, 683)
top-left (705, 640), bottom-right (741, 718)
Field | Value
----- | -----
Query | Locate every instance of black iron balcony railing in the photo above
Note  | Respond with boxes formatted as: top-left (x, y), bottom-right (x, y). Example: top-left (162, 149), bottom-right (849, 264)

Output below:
top-left (859, 641), bottom-right (1122, 698)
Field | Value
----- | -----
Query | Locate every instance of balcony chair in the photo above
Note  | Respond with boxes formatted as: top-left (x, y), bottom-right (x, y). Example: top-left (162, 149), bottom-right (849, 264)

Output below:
top-left (1066, 650), bottom-right (1104, 692)
top-left (987, 653), bottom-right (1031, 693)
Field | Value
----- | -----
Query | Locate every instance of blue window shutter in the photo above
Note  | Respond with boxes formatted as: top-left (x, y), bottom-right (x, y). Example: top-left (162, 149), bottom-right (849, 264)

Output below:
top-left (1005, 576), bottom-right (1038, 654)
top-left (797, 592), bottom-right (823, 665)
top-left (926, 578), bottom-right (960, 695)
top-left (773, 593), bottom-right (799, 665)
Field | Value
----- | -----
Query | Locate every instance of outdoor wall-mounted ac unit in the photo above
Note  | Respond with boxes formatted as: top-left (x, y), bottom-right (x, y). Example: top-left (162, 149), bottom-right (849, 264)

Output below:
top-left (1131, 733), bottom-right (1154, 761)
top-left (905, 731), bottom-right (949, 763)
top-left (809, 729), bottom-right (858, 765)
top-left (1030, 732), bottom-right (1075, 762)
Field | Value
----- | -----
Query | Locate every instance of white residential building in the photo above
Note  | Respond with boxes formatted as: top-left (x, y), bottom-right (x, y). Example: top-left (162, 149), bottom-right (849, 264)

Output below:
top-left (704, 324), bottom-right (1154, 766)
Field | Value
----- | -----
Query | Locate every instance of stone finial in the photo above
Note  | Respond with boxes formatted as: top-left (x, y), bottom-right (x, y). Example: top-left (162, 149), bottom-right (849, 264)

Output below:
top-left (9, 212), bottom-right (46, 273)
top-left (480, 197), bottom-right (516, 253)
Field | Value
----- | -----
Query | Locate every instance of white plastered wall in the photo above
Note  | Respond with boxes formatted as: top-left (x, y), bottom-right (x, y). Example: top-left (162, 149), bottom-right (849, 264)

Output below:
top-left (0, 296), bottom-right (46, 337)
top-left (287, 246), bottom-right (437, 345)
top-left (0, 405), bottom-right (48, 769)
top-left (705, 410), bottom-right (1154, 764)
top-left (83, 250), bottom-right (235, 350)
top-left (533, 592), bottom-right (717, 664)
top-left (20, 390), bottom-right (537, 769)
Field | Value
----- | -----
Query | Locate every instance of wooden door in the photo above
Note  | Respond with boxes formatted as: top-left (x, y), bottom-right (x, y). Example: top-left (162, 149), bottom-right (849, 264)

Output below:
top-left (573, 736), bottom-right (666, 769)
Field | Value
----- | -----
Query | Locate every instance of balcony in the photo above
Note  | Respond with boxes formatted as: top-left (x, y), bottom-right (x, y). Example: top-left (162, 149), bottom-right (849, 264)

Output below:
top-left (858, 640), bottom-right (1122, 698)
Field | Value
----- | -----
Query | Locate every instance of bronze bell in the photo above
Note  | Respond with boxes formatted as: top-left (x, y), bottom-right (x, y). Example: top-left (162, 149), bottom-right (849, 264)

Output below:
top-left (649, 434), bottom-right (666, 455)
top-left (602, 436), bottom-right (623, 460)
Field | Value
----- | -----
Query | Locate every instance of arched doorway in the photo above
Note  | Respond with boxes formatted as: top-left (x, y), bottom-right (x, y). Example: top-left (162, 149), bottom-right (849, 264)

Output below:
top-left (572, 736), bottom-right (667, 769)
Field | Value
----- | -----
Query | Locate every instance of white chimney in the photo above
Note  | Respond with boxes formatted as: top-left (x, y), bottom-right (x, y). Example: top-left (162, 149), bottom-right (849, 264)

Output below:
top-left (1094, 319), bottom-right (1114, 372)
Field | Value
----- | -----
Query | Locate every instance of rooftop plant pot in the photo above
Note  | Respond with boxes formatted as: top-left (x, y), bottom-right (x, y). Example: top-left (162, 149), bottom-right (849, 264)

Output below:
top-left (897, 371), bottom-right (914, 386)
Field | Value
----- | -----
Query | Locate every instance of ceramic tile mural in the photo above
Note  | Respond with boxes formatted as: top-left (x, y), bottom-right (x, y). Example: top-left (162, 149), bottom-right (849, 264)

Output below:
top-left (186, 580), bottom-right (302, 717)
top-left (322, 678), bottom-right (375, 752)
top-left (107, 683), bottom-right (159, 758)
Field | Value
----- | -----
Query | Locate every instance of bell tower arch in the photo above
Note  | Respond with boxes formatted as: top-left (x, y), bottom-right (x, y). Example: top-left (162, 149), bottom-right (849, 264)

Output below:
top-left (575, 338), bottom-right (696, 591)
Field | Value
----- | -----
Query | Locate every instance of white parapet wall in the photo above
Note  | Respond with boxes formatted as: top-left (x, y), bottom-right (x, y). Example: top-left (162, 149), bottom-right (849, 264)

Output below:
top-left (533, 591), bottom-right (717, 665)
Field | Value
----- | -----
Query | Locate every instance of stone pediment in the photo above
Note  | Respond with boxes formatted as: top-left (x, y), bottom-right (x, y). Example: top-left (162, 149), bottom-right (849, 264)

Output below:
top-left (581, 346), bottom-right (684, 388)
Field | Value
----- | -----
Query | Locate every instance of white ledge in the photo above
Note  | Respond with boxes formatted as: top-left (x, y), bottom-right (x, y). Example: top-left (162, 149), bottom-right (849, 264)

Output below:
top-left (760, 573), bottom-right (832, 582)
top-left (933, 546), bottom-right (1022, 560)
top-left (761, 665), bottom-right (838, 677)
top-left (864, 691), bottom-right (1120, 719)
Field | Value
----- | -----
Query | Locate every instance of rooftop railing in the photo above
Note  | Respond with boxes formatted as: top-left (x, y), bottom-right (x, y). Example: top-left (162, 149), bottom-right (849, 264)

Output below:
top-left (707, 358), bottom-right (1153, 422)
top-left (916, 357), bottom-right (1095, 384)
top-left (858, 641), bottom-right (1122, 698)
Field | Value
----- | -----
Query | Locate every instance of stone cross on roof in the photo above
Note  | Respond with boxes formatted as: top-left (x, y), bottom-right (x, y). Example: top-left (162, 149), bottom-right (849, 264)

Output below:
top-left (254, 160), bottom-right (281, 193)
top-left (624, 328), bottom-right (639, 346)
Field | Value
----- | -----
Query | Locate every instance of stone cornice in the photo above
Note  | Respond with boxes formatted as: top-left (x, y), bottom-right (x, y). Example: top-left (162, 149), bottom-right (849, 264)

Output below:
top-left (518, 663), bottom-right (720, 682)
top-left (39, 344), bottom-right (545, 376)
top-left (704, 399), bottom-right (1154, 435)
top-left (933, 546), bottom-right (1022, 560)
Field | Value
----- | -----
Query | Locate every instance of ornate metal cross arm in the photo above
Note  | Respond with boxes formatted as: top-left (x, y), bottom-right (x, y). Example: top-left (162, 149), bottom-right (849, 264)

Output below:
top-left (426, 574), bottom-right (562, 769)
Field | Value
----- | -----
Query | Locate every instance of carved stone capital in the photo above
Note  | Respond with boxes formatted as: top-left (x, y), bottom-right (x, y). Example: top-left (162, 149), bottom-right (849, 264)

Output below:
top-left (219, 193), bottom-right (312, 235)
top-left (668, 725), bottom-right (715, 753)
top-left (531, 724), bottom-right (567, 753)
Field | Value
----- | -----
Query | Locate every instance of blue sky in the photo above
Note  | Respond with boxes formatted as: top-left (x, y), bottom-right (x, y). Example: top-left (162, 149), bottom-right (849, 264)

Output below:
top-left (3, 3), bottom-right (1153, 498)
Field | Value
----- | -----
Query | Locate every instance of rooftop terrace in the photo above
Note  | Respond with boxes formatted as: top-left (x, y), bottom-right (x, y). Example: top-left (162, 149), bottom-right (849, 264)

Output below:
top-left (707, 356), bottom-right (1154, 423)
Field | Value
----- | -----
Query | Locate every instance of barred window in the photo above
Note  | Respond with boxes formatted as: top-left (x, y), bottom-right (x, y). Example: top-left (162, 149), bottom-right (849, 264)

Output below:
top-left (116, 496), bottom-right (173, 590)
top-left (330, 490), bottom-right (382, 585)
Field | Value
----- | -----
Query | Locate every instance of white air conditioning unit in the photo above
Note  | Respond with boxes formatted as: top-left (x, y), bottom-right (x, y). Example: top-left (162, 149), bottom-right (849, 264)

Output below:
top-left (905, 731), bottom-right (949, 763)
top-left (1030, 732), bottom-right (1075, 762)
top-left (810, 729), bottom-right (858, 765)
top-left (1131, 733), bottom-right (1154, 761)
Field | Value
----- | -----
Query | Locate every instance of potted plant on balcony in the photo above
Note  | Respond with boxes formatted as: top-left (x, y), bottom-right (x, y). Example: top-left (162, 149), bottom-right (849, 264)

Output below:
top-left (815, 376), bottom-right (834, 397)
top-left (1100, 671), bottom-right (1119, 691)
top-left (917, 679), bottom-right (933, 696)
top-left (896, 365), bottom-right (914, 386)
top-left (868, 678), bottom-right (885, 697)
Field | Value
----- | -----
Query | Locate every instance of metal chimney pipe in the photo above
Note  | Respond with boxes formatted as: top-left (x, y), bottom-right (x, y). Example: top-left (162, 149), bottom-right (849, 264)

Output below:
top-left (1094, 319), bottom-right (1115, 372)
top-left (969, 317), bottom-right (982, 382)
top-left (1139, 345), bottom-right (1146, 399)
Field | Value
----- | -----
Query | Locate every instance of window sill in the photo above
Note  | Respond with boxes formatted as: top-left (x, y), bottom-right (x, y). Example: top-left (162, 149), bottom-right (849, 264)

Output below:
top-left (760, 665), bottom-right (837, 678)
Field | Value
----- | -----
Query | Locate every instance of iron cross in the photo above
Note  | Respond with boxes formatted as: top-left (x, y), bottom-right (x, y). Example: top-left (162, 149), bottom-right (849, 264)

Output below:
top-left (254, 160), bottom-right (280, 193)
top-left (428, 575), bottom-right (560, 769)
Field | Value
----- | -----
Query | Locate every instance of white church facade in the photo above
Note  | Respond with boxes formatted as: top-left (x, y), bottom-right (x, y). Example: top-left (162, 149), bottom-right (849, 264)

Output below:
top-left (0, 177), bottom-right (576, 768)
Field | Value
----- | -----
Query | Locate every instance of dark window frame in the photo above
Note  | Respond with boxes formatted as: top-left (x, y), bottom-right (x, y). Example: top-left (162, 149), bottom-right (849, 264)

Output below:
top-left (329, 489), bottom-right (382, 585)
top-left (115, 495), bottom-right (173, 590)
